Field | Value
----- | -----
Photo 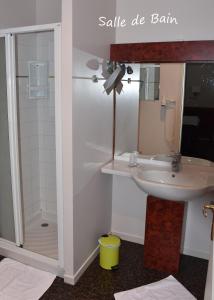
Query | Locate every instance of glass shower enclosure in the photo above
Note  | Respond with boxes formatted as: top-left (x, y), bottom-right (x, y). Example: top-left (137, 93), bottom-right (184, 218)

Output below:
top-left (0, 24), bottom-right (62, 263)
top-left (0, 36), bottom-right (16, 243)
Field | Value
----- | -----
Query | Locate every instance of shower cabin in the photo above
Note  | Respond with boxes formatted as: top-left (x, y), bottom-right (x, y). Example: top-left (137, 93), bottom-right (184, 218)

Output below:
top-left (0, 23), bottom-right (63, 273)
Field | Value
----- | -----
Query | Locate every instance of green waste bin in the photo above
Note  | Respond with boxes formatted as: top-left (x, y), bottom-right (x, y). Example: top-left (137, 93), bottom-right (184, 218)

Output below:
top-left (98, 234), bottom-right (121, 270)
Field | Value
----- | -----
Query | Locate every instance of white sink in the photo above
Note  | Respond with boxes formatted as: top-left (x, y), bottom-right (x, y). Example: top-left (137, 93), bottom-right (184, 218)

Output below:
top-left (132, 163), bottom-right (214, 201)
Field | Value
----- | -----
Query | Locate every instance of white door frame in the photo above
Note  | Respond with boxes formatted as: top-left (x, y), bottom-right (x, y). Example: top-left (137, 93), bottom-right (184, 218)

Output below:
top-left (0, 23), bottom-right (64, 268)
top-left (54, 24), bottom-right (64, 268)
top-left (5, 33), bottom-right (23, 247)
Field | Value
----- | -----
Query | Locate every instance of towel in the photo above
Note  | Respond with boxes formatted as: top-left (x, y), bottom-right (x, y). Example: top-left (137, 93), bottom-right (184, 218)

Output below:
top-left (114, 276), bottom-right (196, 300)
top-left (0, 258), bottom-right (56, 300)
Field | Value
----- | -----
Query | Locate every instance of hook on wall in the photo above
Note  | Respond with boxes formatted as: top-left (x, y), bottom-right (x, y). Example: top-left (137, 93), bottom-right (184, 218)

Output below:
top-left (92, 75), bottom-right (99, 83)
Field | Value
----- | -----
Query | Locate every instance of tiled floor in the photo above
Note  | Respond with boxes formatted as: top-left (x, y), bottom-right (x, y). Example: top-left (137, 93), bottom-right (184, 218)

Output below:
top-left (24, 216), bottom-right (58, 259)
top-left (40, 241), bottom-right (207, 300)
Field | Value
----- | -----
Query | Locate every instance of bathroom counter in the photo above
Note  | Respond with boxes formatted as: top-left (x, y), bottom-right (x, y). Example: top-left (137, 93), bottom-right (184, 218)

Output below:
top-left (102, 158), bottom-right (214, 178)
top-left (101, 160), bottom-right (137, 177)
top-left (101, 159), bottom-right (171, 178)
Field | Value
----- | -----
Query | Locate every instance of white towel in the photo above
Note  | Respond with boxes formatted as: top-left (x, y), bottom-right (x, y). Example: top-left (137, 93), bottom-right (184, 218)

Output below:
top-left (114, 276), bottom-right (196, 300)
top-left (0, 258), bottom-right (56, 300)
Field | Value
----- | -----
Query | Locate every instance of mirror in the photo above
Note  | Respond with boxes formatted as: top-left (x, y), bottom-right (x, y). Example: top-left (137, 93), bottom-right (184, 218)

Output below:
top-left (139, 64), bottom-right (160, 101)
top-left (114, 62), bottom-right (214, 162)
top-left (114, 63), bottom-right (185, 156)
top-left (181, 63), bottom-right (214, 161)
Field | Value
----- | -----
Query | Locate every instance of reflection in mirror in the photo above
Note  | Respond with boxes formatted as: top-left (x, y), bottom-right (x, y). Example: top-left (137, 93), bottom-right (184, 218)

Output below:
top-left (181, 63), bottom-right (214, 161)
top-left (140, 64), bottom-right (160, 101)
top-left (114, 63), bottom-right (185, 156)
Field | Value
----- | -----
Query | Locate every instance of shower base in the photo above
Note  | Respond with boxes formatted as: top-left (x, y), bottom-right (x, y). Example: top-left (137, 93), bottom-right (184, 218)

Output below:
top-left (24, 214), bottom-right (58, 259)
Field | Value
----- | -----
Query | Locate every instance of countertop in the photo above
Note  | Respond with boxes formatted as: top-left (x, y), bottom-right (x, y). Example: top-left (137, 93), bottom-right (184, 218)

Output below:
top-left (101, 160), bottom-right (137, 177)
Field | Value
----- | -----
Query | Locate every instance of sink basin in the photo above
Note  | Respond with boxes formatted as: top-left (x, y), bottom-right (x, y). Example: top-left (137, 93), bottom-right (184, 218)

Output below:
top-left (132, 164), bottom-right (214, 201)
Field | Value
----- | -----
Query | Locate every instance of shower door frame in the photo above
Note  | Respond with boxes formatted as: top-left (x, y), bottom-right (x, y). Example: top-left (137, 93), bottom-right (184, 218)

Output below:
top-left (0, 32), bottom-right (23, 246)
top-left (0, 23), bottom-right (64, 268)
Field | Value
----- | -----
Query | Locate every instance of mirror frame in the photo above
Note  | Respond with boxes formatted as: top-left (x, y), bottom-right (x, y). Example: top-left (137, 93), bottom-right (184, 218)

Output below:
top-left (110, 40), bottom-right (214, 156)
top-left (110, 41), bottom-right (214, 63)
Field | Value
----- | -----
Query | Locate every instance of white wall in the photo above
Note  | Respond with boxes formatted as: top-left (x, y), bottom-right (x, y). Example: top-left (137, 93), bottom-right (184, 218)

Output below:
top-left (0, 0), bottom-right (61, 30)
top-left (62, 0), bottom-right (115, 282)
top-left (112, 176), bottom-right (147, 244)
top-left (72, 0), bottom-right (116, 275)
top-left (36, 0), bottom-right (61, 25)
top-left (72, 49), bottom-right (113, 273)
top-left (111, 0), bottom-right (214, 259)
top-left (116, 0), bottom-right (214, 43)
top-left (0, 0), bottom-right (36, 29)
top-left (73, 0), bottom-right (115, 59)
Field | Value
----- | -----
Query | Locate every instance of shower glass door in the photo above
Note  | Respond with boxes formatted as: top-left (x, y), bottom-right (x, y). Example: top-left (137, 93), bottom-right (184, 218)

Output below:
top-left (0, 36), bottom-right (15, 242)
top-left (15, 31), bottom-right (58, 259)
top-left (0, 24), bottom-right (61, 262)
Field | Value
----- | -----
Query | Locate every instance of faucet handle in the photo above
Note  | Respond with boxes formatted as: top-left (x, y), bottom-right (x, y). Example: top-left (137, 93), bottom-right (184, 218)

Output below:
top-left (174, 152), bottom-right (181, 156)
top-left (203, 202), bottom-right (214, 217)
top-left (168, 152), bottom-right (181, 157)
top-left (176, 152), bottom-right (182, 160)
top-left (170, 152), bottom-right (182, 162)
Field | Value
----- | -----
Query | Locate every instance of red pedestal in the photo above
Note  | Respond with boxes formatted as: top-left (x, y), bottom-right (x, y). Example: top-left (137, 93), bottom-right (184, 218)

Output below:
top-left (144, 196), bottom-right (185, 273)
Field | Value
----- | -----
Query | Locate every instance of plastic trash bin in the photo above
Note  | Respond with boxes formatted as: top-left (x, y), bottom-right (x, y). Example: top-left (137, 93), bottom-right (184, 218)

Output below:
top-left (98, 234), bottom-right (121, 270)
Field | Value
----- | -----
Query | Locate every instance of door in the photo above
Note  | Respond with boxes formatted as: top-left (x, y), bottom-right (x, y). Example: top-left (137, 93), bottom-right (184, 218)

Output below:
top-left (203, 203), bottom-right (214, 300)
top-left (5, 34), bottom-right (23, 246)
top-left (0, 36), bottom-right (16, 243)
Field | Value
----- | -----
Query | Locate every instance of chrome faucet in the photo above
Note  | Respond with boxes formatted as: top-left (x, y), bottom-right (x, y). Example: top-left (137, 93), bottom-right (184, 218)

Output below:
top-left (171, 152), bottom-right (182, 172)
